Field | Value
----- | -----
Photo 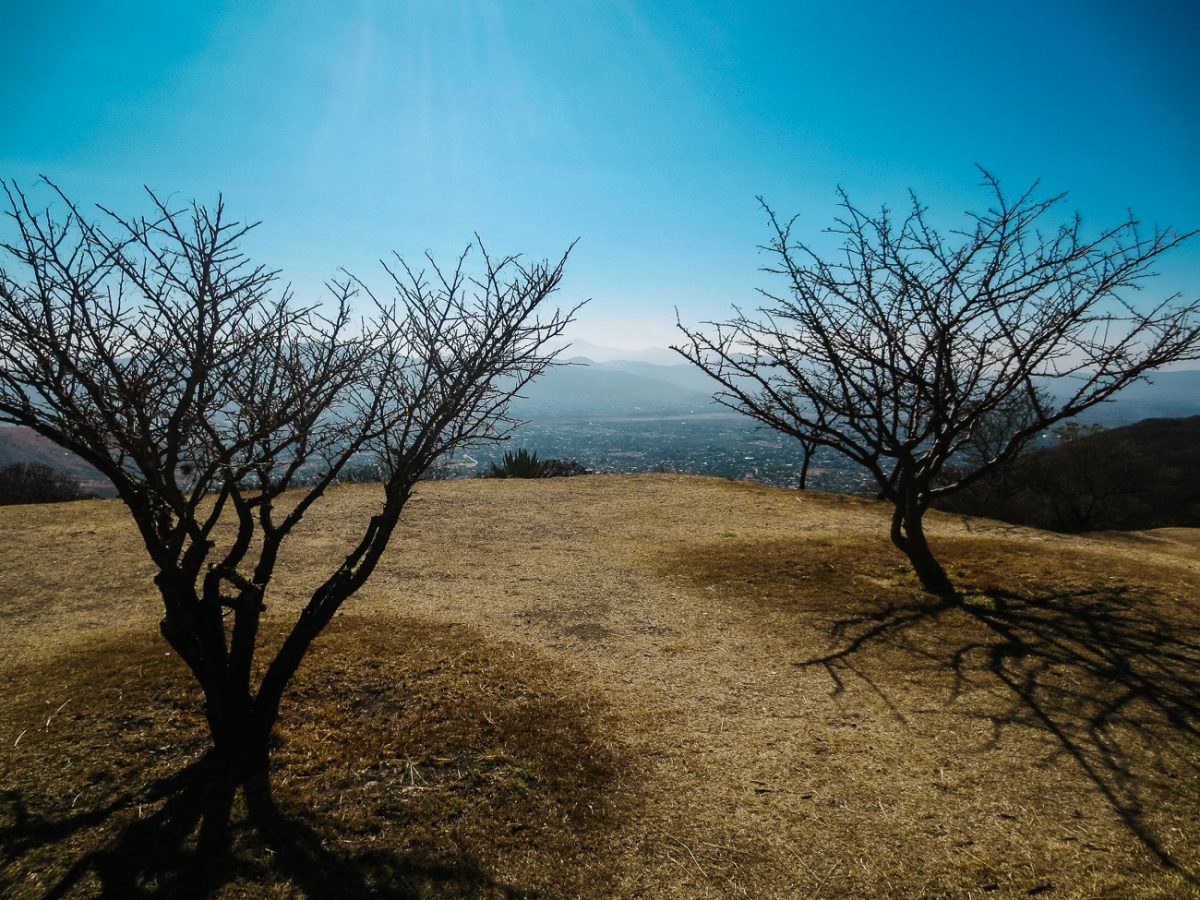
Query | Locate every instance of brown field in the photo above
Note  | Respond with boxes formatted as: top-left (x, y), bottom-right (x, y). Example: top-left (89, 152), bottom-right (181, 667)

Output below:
top-left (2, 474), bottom-right (1199, 898)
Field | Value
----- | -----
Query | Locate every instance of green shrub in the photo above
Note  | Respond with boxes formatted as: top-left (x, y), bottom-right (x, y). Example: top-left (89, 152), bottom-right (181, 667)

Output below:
top-left (483, 449), bottom-right (588, 479)
top-left (487, 449), bottom-right (548, 479)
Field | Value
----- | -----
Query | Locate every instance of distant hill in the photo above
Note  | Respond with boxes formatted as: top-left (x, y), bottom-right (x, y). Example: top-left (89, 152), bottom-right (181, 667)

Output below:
top-left (3, 364), bottom-right (1196, 500)
top-left (1061, 370), bottom-right (1200, 427)
top-left (587, 359), bottom-right (719, 394)
top-left (554, 340), bottom-right (682, 365)
top-left (0, 427), bottom-right (114, 496)
top-left (937, 416), bottom-right (1200, 532)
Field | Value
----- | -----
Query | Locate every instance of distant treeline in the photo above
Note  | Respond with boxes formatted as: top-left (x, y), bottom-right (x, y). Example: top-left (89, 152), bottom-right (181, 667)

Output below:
top-left (0, 462), bottom-right (95, 506)
top-left (935, 416), bottom-right (1200, 533)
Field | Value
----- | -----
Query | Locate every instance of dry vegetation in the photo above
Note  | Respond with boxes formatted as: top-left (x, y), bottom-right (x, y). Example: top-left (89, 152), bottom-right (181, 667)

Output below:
top-left (2, 474), bottom-right (1199, 898)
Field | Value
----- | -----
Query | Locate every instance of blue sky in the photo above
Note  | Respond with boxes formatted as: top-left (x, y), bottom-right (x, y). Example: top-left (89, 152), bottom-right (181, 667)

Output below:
top-left (3, 0), bottom-right (1198, 349)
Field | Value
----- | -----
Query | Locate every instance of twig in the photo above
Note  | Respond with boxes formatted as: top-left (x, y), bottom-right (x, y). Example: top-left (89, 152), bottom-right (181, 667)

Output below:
top-left (45, 699), bottom-right (71, 729)
top-left (806, 861), bottom-right (841, 900)
top-left (663, 831), bottom-right (709, 880)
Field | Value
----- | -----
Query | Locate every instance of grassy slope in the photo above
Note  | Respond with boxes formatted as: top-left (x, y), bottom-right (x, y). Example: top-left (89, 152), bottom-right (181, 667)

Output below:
top-left (2, 475), bottom-right (1199, 898)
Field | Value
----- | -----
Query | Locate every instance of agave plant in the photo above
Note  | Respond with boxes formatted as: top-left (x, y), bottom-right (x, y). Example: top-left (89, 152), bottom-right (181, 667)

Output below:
top-left (487, 449), bottom-right (550, 479)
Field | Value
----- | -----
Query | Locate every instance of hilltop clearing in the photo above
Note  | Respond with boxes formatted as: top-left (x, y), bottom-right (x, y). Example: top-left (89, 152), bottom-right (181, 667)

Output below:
top-left (2, 475), bottom-right (1198, 897)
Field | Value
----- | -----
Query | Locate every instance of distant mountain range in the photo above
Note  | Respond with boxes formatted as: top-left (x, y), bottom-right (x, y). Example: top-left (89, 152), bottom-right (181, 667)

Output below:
top-left (511, 357), bottom-right (716, 418)
top-left (1057, 370), bottom-right (1200, 426)
top-left (2, 358), bottom-right (1198, 492)
top-left (552, 340), bottom-right (683, 366)
top-left (516, 356), bottom-right (1200, 425)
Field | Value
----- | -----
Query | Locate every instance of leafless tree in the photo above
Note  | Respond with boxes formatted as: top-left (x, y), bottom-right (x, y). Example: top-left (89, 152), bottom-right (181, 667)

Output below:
top-left (0, 179), bottom-right (579, 770)
top-left (674, 171), bottom-right (1199, 598)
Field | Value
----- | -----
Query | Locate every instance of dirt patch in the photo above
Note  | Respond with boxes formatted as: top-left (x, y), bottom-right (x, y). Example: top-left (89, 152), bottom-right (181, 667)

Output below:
top-left (561, 622), bottom-right (614, 642)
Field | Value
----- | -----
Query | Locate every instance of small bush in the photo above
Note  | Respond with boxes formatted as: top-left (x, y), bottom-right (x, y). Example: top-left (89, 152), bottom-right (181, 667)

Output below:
top-left (487, 449), bottom-right (548, 478)
top-left (540, 457), bottom-right (589, 478)
top-left (0, 462), bottom-right (95, 505)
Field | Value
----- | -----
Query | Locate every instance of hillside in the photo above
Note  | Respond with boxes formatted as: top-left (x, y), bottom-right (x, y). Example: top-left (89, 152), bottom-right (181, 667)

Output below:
top-left (939, 416), bottom-right (1200, 532)
top-left (3, 368), bottom-right (1198, 497)
top-left (0, 426), bottom-right (114, 496)
top-left (2, 476), bottom-right (1199, 897)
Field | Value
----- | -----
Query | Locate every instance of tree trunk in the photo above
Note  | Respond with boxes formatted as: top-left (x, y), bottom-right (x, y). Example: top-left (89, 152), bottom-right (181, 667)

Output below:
top-left (798, 441), bottom-right (812, 490)
top-left (158, 600), bottom-right (270, 774)
top-left (890, 496), bottom-right (957, 599)
top-left (209, 691), bottom-right (269, 772)
top-left (251, 606), bottom-right (335, 751)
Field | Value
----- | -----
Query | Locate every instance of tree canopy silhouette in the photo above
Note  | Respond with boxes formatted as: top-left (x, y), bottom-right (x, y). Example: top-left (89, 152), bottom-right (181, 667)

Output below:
top-left (0, 178), bottom-right (580, 769)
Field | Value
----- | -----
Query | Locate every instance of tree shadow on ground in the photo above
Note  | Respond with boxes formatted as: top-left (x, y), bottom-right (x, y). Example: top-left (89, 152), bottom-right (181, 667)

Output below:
top-left (1, 755), bottom-right (524, 898)
top-left (1, 617), bottom-right (630, 898)
top-left (796, 584), bottom-right (1200, 877)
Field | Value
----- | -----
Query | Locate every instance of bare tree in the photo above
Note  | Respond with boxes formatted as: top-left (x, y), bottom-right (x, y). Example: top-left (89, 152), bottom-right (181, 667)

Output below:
top-left (674, 171), bottom-right (1200, 598)
top-left (0, 179), bottom-right (579, 770)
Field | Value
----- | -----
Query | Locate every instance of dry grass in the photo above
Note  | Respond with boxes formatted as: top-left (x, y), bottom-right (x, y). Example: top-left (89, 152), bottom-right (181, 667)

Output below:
top-left (2, 474), bottom-right (1199, 897)
top-left (1, 618), bottom-right (637, 898)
